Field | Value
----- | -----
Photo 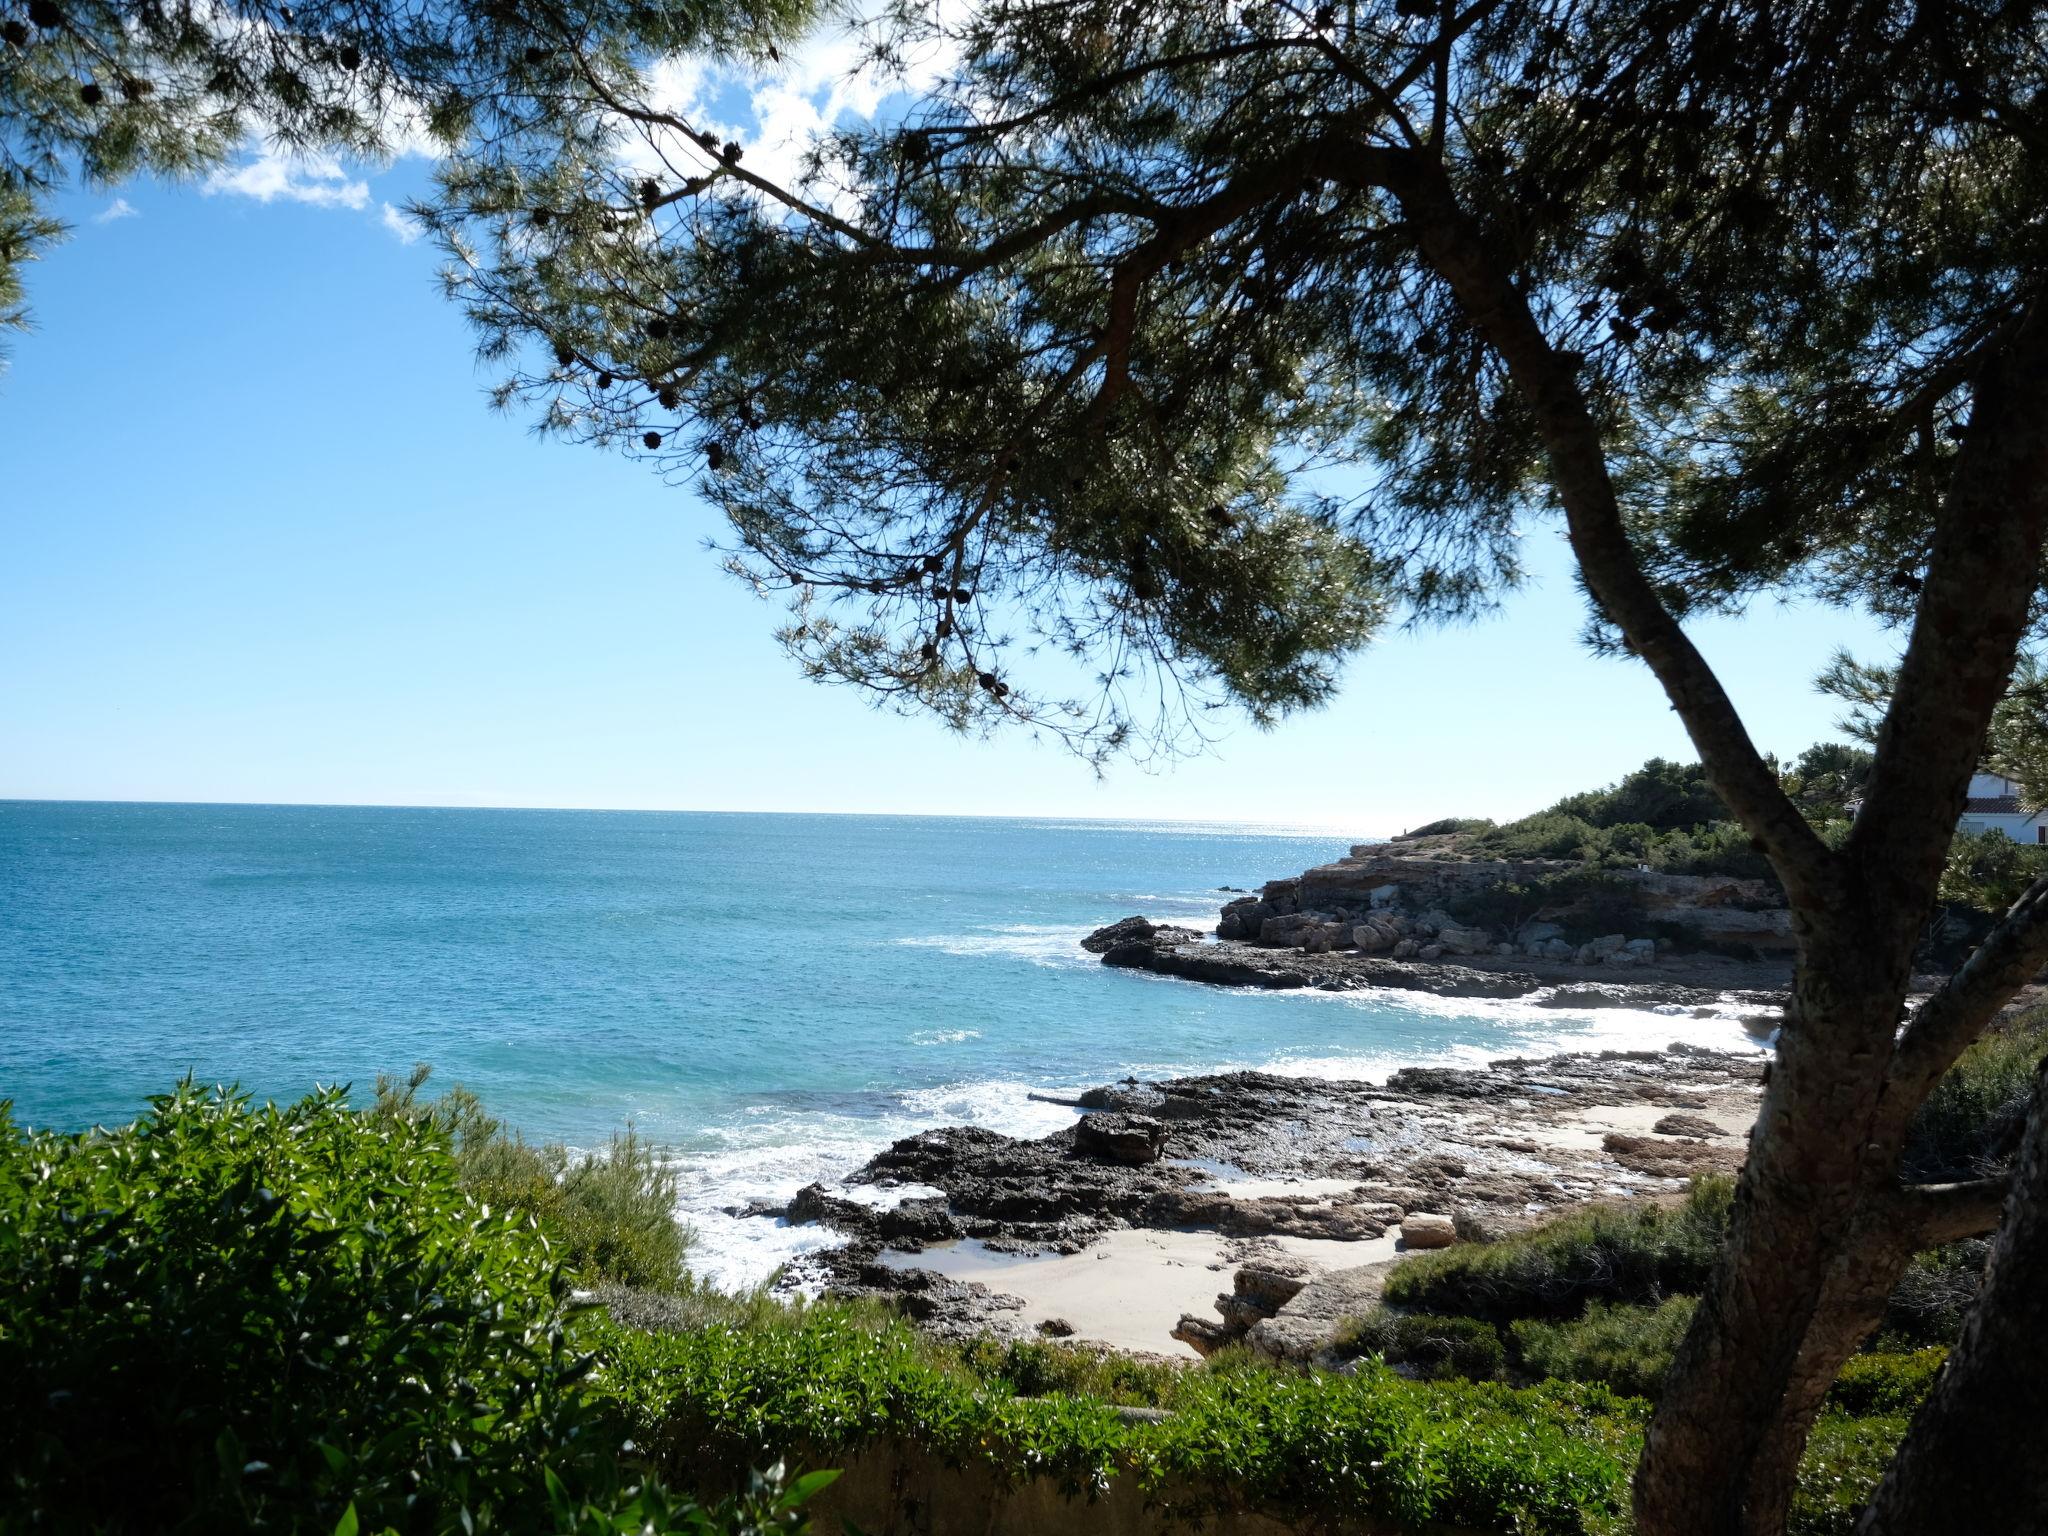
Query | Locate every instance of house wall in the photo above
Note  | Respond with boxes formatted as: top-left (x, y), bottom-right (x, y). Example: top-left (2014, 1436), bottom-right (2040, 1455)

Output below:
top-left (1959, 811), bottom-right (2048, 842)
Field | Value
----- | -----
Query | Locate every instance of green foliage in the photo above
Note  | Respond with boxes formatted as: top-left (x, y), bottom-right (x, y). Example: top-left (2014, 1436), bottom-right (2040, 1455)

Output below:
top-left (0, 1082), bottom-right (820, 1535)
top-left (1826, 1350), bottom-right (1947, 1418)
top-left (427, 0), bottom-right (2048, 761)
top-left (1512, 1297), bottom-right (1699, 1399)
top-left (951, 1336), bottom-right (1190, 1407)
top-left (1552, 759), bottom-right (1729, 834)
top-left (1902, 1014), bottom-right (2048, 1181)
top-left (1877, 1242), bottom-right (1990, 1348)
top-left (1383, 1179), bottom-right (1735, 1324)
top-left (374, 1064), bottom-right (690, 1289)
top-left (0, 0), bottom-right (818, 342)
top-left (1781, 742), bottom-right (1875, 823)
top-left (1332, 1309), bottom-right (1507, 1381)
top-left (593, 1307), bottom-right (1640, 1533)
top-left (1401, 817), bottom-right (1497, 839)
top-left (1787, 1413), bottom-right (1912, 1536)
top-left (1937, 828), bottom-right (2048, 917)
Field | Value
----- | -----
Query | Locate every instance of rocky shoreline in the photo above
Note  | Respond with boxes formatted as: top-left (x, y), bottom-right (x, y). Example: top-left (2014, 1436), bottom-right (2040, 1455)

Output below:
top-left (1086, 913), bottom-right (1789, 1016)
top-left (753, 1042), bottom-right (1766, 1357)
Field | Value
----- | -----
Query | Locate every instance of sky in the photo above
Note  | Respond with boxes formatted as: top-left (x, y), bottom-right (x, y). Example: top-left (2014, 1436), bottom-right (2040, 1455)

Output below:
top-left (0, 46), bottom-right (1900, 831)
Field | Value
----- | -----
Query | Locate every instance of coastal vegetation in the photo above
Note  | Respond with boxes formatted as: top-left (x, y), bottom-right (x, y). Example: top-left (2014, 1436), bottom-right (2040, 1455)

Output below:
top-left (10, 0), bottom-right (2048, 1528)
top-left (0, 1081), bottom-right (824, 1535)
top-left (9, 1032), bottom-right (2040, 1533)
top-left (420, 2), bottom-right (2048, 1519)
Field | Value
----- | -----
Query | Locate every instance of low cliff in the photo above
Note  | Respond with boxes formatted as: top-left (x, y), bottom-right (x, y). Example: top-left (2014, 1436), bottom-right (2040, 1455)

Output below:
top-left (1220, 846), bottom-right (1795, 958)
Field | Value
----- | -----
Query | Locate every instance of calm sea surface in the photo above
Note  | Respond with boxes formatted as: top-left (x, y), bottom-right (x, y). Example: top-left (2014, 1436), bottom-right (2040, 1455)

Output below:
top-left (0, 801), bottom-right (1759, 1282)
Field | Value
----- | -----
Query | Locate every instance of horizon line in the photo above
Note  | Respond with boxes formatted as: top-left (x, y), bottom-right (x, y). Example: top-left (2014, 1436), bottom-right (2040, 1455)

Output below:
top-left (0, 794), bottom-right (1384, 836)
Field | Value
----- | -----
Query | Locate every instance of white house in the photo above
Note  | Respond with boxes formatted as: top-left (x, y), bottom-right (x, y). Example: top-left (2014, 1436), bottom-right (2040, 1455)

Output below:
top-left (1958, 770), bottom-right (2048, 843)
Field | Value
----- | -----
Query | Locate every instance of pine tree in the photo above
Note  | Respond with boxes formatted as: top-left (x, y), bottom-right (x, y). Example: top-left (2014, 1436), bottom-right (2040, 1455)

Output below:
top-left (431, 3), bottom-right (2048, 1530)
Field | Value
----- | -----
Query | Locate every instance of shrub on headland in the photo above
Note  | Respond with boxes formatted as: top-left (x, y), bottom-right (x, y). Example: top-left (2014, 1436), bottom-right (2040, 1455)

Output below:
top-left (1899, 1013), bottom-right (2048, 1181)
top-left (0, 1084), bottom-right (819, 1535)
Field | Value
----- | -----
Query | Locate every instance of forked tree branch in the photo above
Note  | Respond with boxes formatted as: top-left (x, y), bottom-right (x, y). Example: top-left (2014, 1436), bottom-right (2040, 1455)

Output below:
top-left (1351, 153), bottom-right (1839, 909)
top-left (1848, 299), bottom-right (2048, 946)
top-left (1881, 870), bottom-right (2048, 1139)
top-left (1891, 1174), bottom-right (2014, 1250)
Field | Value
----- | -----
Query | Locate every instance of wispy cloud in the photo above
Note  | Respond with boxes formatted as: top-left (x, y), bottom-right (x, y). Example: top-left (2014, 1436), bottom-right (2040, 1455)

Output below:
top-left (92, 197), bottom-right (140, 224)
top-left (379, 201), bottom-right (423, 245)
top-left (203, 151), bottom-right (370, 210)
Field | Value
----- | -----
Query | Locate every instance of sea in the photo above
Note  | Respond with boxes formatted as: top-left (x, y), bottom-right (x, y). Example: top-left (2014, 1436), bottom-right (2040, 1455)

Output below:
top-left (0, 801), bottom-right (1766, 1287)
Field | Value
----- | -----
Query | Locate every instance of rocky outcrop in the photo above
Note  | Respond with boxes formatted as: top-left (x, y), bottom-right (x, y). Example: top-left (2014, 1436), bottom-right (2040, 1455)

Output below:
top-left (1211, 848), bottom-right (1796, 960)
top-left (779, 1044), bottom-right (1768, 1340)
top-left (1080, 915), bottom-right (1204, 954)
top-left (1074, 1112), bottom-right (1166, 1165)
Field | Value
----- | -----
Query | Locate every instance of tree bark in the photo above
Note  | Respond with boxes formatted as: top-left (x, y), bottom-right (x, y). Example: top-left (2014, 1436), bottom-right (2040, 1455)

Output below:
top-left (1860, 1061), bottom-right (2048, 1536)
top-left (1354, 150), bottom-right (2048, 1536)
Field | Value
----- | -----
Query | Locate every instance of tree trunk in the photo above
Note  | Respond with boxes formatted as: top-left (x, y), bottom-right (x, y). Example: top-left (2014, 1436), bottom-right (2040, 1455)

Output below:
top-left (1859, 1061), bottom-right (2048, 1536)
top-left (1631, 924), bottom-right (1919, 1536)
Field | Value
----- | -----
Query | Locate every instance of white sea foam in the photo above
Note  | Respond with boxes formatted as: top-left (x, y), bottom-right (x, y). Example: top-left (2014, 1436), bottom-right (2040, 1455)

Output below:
top-left (671, 1078), bottom-right (1084, 1292)
top-left (893, 925), bottom-right (1096, 967)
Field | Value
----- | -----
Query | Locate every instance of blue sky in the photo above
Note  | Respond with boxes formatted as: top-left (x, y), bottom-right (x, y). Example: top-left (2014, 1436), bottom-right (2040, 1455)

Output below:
top-left (0, 115), bottom-right (1897, 830)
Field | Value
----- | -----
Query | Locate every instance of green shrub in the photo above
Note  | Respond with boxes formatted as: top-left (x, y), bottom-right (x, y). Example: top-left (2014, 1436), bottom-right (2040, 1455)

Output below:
top-left (1877, 1241), bottom-right (1989, 1346)
top-left (1469, 811), bottom-right (1606, 862)
top-left (1383, 1179), bottom-right (1734, 1324)
top-left (1332, 1310), bottom-right (1507, 1380)
top-left (1512, 1297), bottom-right (1698, 1399)
top-left (1402, 816), bottom-right (1497, 839)
top-left (374, 1065), bottom-right (689, 1289)
top-left (1787, 1413), bottom-right (1911, 1536)
top-left (0, 1084), bottom-right (815, 1535)
top-left (1939, 827), bottom-right (2048, 915)
top-left (1827, 1350), bottom-right (1947, 1417)
top-left (1901, 1015), bottom-right (2047, 1180)
top-left (592, 1308), bottom-right (1640, 1534)
top-left (952, 1336), bottom-right (1190, 1407)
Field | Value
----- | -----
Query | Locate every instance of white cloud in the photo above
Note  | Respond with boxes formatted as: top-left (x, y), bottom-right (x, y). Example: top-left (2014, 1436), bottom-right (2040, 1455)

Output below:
top-left (379, 201), bottom-right (423, 244)
top-left (203, 150), bottom-right (371, 210)
top-left (92, 197), bottom-right (139, 224)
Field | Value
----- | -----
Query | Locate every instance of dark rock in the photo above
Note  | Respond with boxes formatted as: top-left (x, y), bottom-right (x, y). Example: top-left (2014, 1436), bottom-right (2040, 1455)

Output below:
top-left (1081, 915), bottom-right (1200, 953)
top-left (1653, 1112), bottom-right (1726, 1139)
top-left (1037, 1317), bottom-right (1076, 1337)
top-left (1075, 1112), bottom-right (1167, 1165)
top-left (1075, 1082), bottom-right (1168, 1114)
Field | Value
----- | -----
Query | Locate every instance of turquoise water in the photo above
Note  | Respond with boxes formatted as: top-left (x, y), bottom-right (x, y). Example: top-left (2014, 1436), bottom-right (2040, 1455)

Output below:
top-left (0, 801), bottom-right (1757, 1282)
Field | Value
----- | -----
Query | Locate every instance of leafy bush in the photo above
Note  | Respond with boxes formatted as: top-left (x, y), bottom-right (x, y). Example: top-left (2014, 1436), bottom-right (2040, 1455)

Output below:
top-left (1900, 1015), bottom-right (2047, 1180)
top-left (1553, 758), bottom-right (1729, 834)
top-left (1826, 1350), bottom-right (1947, 1418)
top-left (1938, 827), bottom-right (2048, 915)
top-left (952, 1336), bottom-right (1191, 1407)
top-left (374, 1065), bottom-right (690, 1289)
top-left (1512, 1297), bottom-right (1698, 1399)
top-left (1877, 1241), bottom-right (1989, 1346)
top-left (0, 1084), bottom-right (815, 1535)
top-left (1788, 1413), bottom-right (1911, 1536)
top-left (1383, 1179), bottom-right (1734, 1324)
top-left (1332, 1310), bottom-right (1507, 1380)
top-left (1401, 816), bottom-right (1497, 839)
top-left (1468, 811), bottom-right (1606, 862)
top-left (592, 1308), bottom-right (1640, 1534)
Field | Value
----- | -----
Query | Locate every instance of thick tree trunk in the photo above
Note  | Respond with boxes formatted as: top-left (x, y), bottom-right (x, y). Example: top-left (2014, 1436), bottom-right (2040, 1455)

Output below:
top-left (1632, 925), bottom-right (1919, 1536)
top-left (1859, 1061), bottom-right (2048, 1536)
top-left (1363, 151), bottom-right (2048, 1536)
